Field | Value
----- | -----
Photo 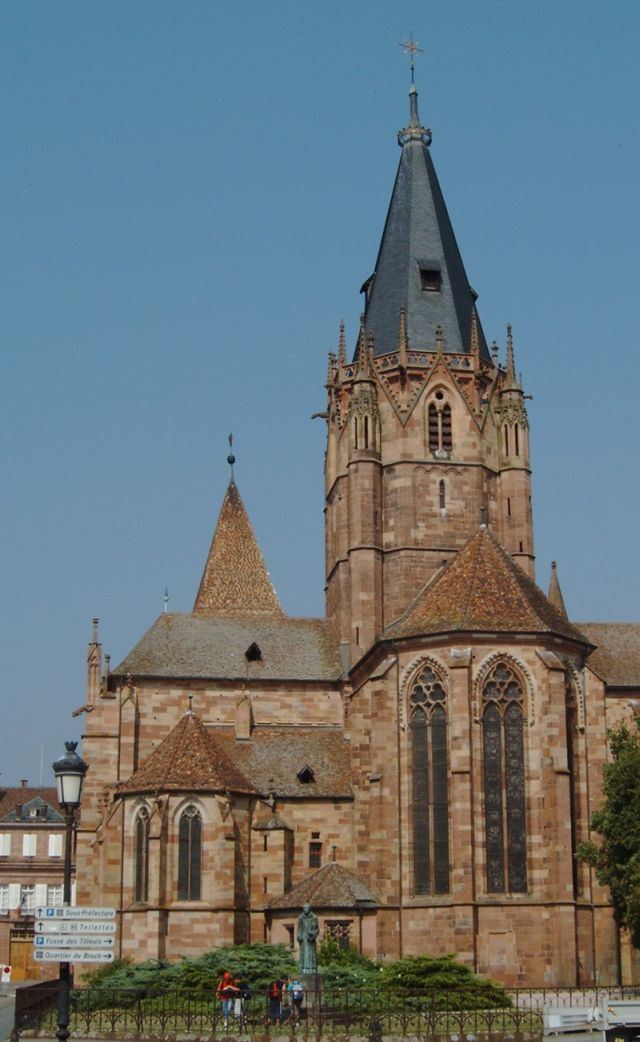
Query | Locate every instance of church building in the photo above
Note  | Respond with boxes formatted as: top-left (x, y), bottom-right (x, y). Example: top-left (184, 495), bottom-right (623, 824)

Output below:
top-left (75, 82), bottom-right (640, 987)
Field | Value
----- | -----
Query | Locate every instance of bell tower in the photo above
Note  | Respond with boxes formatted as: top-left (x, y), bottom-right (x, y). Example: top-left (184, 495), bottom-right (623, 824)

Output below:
top-left (324, 83), bottom-right (534, 661)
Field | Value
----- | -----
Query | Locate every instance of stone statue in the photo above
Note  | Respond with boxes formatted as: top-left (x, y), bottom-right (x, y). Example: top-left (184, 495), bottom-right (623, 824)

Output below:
top-left (297, 903), bottom-right (319, 975)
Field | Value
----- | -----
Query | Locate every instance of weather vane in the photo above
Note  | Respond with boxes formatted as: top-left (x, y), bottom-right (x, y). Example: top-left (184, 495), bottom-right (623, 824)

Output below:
top-left (227, 432), bottom-right (236, 479)
top-left (398, 33), bottom-right (426, 85)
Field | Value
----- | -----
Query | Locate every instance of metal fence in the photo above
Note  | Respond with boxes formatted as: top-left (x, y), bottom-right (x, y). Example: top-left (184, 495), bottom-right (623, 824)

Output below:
top-left (13, 984), bottom-right (640, 1040)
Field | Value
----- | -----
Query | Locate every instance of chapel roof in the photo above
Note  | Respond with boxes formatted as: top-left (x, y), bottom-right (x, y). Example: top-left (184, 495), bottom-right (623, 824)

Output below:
top-left (268, 862), bottom-right (377, 911)
top-left (218, 728), bottom-right (352, 799)
top-left (118, 712), bottom-right (256, 795)
top-left (385, 526), bottom-right (590, 644)
top-left (194, 479), bottom-right (284, 618)
top-left (112, 614), bottom-right (342, 682)
top-left (362, 85), bottom-right (490, 360)
top-left (579, 623), bottom-right (640, 688)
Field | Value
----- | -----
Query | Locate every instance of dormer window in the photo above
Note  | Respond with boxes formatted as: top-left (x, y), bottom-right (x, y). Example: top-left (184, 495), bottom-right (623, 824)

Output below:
top-left (297, 766), bottom-right (315, 785)
top-left (417, 260), bottom-right (442, 292)
top-left (245, 643), bottom-right (262, 662)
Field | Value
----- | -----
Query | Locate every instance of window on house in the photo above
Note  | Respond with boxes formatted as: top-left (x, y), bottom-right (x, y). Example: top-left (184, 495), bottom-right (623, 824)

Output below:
top-left (20, 885), bottom-right (35, 912)
top-left (482, 662), bottom-right (527, 894)
top-left (134, 807), bottom-right (150, 904)
top-left (284, 924), bottom-right (295, 949)
top-left (46, 884), bottom-right (63, 907)
top-left (178, 805), bottom-right (202, 901)
top-left (309, 841), bottom-right (322, 869)
top-left (23, 835), bottom-right (37, 858)
top-left (410, 666), bottom-right (450, 895)
top-left (0, 834), bottom-right (10, 857)
top-left (0, 885), bottom-right (8, 911)
top-left (48, 834), bottom-right (63, 858)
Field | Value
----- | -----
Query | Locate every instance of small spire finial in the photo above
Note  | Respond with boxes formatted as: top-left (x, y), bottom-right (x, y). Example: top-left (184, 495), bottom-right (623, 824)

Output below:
top-left (227, 433), bottom-right (236, 479)
top-left (398, 32), bottom-right (425, 88)
top-left (163, 587), bottom-right (169, 613)
top-left (504, 324), bottom-right (520, 389)
top-left (91, 618), bottom-right (99, 643)
top-left (188, 693), bottom-right (194, 715)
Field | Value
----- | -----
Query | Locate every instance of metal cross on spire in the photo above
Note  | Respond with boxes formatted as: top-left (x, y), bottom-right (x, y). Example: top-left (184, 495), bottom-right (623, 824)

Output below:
top-left (398, 32), bottom-right (426, 85)
top-left (227, 432), bottom-right (236, 480)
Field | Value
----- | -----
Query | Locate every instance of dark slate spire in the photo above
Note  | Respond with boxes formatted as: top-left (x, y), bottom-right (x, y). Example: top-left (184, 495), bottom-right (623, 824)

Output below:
top-left (362, 85), bottom-right (490, 361)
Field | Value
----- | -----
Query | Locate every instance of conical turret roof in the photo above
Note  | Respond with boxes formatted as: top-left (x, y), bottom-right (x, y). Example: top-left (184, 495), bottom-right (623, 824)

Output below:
top-left (547, 561), bottom-right (568, 619)
top-left (362, 87), bottom-right (490, 361)
top-left (194, 480), bottom-right (284, 618)
top-left (385, 527), bottom-right (589, 644)
top-left (118, 711), bottom-right (255, 795)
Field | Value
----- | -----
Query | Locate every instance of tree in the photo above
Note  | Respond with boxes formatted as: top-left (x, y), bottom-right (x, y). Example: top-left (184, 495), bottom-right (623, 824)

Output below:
top-left (578, 716), bottom-right (640, 947)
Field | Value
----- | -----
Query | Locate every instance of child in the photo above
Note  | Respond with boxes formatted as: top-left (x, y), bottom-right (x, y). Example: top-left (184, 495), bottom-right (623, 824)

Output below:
top-left (217, 971), bottom-right (239, 1028)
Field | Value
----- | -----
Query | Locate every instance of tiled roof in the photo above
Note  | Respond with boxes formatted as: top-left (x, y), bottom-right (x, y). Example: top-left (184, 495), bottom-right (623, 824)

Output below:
top-left (218, 728), bottom-right (353, 799)
top-left (118, 713), bottom-right (256, 795)
top-left (579, 623), bottom-right (640, 687)
top-left (0, 787), bottom-right (63, 822)
top-left (268, 863), bottom-right (377, 910)
top-left (385, 527), bottom-right (590, 644)
top-left (194, 481), bottom-right (284, 618)
top-left (112, 614), bottom-right (342, 682)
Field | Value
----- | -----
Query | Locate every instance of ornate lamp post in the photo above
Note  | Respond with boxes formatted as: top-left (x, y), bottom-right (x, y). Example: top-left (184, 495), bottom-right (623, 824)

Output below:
top-left (52, 741), bottom-right (88, 1042)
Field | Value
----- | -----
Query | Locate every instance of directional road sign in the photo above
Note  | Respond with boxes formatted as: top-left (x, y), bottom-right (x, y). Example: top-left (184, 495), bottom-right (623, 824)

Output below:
top-left (35, 906), bottom-right (115, 920)
top-left (34, 950), bottom-right (114, 964)
top-left (34, 935), bottom-right (114, 948)
top-left (35, 920), bottom-right (115, 934)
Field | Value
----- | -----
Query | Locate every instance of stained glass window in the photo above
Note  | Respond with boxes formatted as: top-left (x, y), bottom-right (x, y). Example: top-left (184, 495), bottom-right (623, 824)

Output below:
top-left (134, 807), bottom-right (149, 904)
top-left (482, 662), bottom-right (527, 894)
top-left (178, 804), bottom-right (202, 901)
top-left (410, 666), bottom-right (450, 895)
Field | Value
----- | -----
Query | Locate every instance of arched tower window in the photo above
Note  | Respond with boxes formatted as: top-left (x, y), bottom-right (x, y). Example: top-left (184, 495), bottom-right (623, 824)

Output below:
top-left (363, 415), bottom-right (369, 449)
top-left (134, 806), bottom-right (149, 904)
top-left (178, 804), bottom-right (202, 901)
top-left (410, 665), bottom-right (450, 895)
top-left (514, 423), bottom-right (520, 456)
top-left (438, 479), bottom-right (446, 510)
top-left (565, 675), bottom-right (581, 898)
top-left (503, 425), bottom-right (509, 456)
top-left (482, 662), bottom-right (527, 894)
top-left (428, 395), bottom-right (453, 455)
top-left (353, 417), bottom-right (359, 450)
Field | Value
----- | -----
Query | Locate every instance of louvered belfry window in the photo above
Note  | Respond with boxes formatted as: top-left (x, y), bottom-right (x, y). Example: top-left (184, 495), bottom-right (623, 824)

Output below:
top-left (410, 666), bottom-right (450, 894)
top-left (178, 804), bottom-right (202, 901)
top-left (134, 807), bottom-right (150, 904)
top-left (482, 663), bottom-right (527, 893)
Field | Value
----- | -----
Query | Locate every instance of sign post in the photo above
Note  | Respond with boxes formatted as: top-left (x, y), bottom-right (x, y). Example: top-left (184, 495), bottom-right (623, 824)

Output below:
top-left (33, 908), bottom-right (116, 964)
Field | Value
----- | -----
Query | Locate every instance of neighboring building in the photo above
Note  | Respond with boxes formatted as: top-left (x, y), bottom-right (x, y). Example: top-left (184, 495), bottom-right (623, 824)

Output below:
top-left (75, 83), bottom-right (640, 986)
top-left (0, 785), bottom-right (69, 982)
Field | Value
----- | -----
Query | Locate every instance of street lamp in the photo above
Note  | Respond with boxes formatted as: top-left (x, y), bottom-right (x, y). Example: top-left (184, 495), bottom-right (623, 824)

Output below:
top-left (52, 741), bottom-right (88, 1042)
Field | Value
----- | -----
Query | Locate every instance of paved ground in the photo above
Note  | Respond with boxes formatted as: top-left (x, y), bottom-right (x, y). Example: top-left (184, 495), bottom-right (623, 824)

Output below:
top-left (0, 992), bottom-right (15, 1040)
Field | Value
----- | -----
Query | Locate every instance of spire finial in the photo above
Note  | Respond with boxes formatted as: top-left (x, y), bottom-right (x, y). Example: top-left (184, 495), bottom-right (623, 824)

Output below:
top-left (187, 692), bottom-right (194, 715)
top-left (504, 324), bottom-right (520, 389)
top-left (399, 32), bottom-right (425, 88)
top-left (227, 433), bottom-right (236, 480)
top-left (91, 618), bottom-right (99, 644)
top-left (397, 34), bottom-right (432, 146)
top-left (163, 587), bottom-right (169, 613)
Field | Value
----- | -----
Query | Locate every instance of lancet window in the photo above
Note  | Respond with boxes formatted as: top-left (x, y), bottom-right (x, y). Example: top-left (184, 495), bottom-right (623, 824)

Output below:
top-left (410, 665), bottom-right (450, 895)
top-left (134, 806), bottom-right (150, 904)
top-left (565, 675), bottom-right (581, 898)
top-left (482, 662), bottom-right (527, 894)
top-left (178, 804), bottom-right (202, 901)
top-left (428, 397), bottom-right (453, 455)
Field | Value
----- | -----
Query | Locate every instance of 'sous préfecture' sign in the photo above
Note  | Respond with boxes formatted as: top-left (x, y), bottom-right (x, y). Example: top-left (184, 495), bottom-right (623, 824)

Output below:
top-left (33, 908), bottom-right (116, 962)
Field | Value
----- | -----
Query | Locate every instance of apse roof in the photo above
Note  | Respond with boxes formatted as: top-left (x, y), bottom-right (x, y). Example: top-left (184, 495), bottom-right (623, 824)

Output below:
top-left (362, 87), bottom-right (490, 361)
top-left (217, 728), bottom-right (352, 799)
top-left (385, 526), bottom-right (590, 644)
top-left (268, 862), bottom-right (377, 910)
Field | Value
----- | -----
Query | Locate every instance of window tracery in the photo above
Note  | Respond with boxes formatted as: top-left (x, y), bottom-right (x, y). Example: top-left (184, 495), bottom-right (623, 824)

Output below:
top-left (178, 804), bottom-right (202, 901)
top-left (134, 806), bottom-right (149, 904)
top-left (410, 666), bottom-right (450, 895)
top-left (482, 662), bottom-right (527, 894)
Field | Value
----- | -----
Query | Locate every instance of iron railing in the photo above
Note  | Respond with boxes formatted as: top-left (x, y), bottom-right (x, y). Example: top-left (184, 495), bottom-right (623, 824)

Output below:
top-left (13, 984), bottom-right (640, 1040)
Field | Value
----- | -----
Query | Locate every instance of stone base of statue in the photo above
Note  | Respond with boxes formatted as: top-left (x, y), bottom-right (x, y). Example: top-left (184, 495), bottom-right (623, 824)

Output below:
top-left (301, 973), bottom-right (324, 1012)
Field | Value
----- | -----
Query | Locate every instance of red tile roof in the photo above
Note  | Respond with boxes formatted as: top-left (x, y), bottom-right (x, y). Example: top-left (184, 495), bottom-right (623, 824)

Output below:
top-left (385, 527), bottom-right (589, 644)
top-left (194, 481), bottom-right (284, 618)
top-left (118, 713), bottom-right (256, 795)
top-left (579, 623), bottom-right (640, 687)
top-left (0, 787), bottom-right (63, 821)
top-left (268, 862), bottom-right (377, 910)
top-left (218, 728), bottom-right (353, 799)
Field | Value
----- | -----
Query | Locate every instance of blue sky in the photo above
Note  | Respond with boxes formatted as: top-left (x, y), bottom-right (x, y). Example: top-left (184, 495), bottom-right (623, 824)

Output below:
top-left (2, 1), bottom-right (639, 786)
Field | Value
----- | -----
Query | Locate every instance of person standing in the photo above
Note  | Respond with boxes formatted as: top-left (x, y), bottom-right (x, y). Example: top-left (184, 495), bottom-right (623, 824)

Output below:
top-left (267, 979), bottom-right (282, 1026)
top-left (217, 970), bottom-right (239, 1028)
top-left (287, 977), bottom-right (304, 1026)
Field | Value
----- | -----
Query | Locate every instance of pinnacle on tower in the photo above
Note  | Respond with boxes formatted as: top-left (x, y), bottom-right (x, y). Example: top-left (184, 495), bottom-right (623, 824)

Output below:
top-left (547, 561), bottom-right (569, 619)
top-left (397, 306), bottom-right (409, 371)
top-left (504, 324), bottom-right (521, 390)
top-left (338, 320), bottom-right (347, 366)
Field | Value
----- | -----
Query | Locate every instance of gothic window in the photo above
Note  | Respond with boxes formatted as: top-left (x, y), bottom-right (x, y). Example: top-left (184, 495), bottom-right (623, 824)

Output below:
top-left (439, 480), bottom-right (446, 510)
top-left (410, 665), bottom-right (450, 895)
top-left (482, 662), bottom-right (527, 894)
top-left (503, 425), bottom-right (509, 456)
top-left (565, 676), bottom-right (581, 898)
top-left (428, 398), bottom-right (453, 455)
top-left (324, 919), bottom-right (352, 948)
top-left (134, 806), bottom-right (150, 904)
top-left (178, 804), bottom-right (202, 901)
top-left (353, 418), bottom-right (359, 450)
top-left (514, 423), bottom-right (520, 456)
top-left (363, 415), bottom-right (369, 449)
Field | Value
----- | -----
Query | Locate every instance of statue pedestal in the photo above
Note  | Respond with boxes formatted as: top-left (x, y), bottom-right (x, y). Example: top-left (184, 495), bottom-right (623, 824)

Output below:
top-left (301, 973), bottom-right (324, 1011)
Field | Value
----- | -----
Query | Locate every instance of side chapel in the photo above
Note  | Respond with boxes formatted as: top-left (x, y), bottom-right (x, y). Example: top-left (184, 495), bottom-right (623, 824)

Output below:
top-left (76, 82), bottom-right (640, 986)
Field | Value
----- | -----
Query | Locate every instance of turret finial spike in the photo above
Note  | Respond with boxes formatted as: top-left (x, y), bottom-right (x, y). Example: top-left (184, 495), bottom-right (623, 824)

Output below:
top-left (505, 324), bottom-right (520, 389)
top-left (227, 433), bottom-right (236, 480)
top-left (163, 587), bottom-right (169, 613)
top-left (91, 618), bottom-right (99, 643)
top-left (338, 320), bottom-right (346, 366)
top-left (356, 318), bottom-right (367, 375)
top-left (397, 306), bottom-right (408, 370)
